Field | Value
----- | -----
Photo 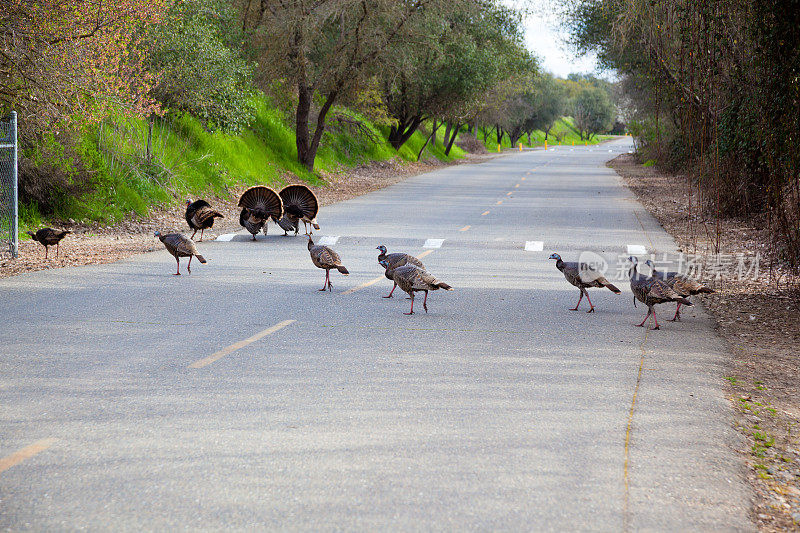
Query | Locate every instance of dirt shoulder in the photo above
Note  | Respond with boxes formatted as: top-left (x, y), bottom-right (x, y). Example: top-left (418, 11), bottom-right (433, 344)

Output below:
top-left (609, 154), bottom-right (800, 531)
top-left (0, 154), bottom-right (497, 278)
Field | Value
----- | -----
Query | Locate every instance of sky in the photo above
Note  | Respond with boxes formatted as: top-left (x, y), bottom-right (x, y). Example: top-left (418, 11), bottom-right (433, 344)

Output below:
top-left (505, 1), bottom-right (602, 79)
top-left (522, 15), bottom-right (599, 78)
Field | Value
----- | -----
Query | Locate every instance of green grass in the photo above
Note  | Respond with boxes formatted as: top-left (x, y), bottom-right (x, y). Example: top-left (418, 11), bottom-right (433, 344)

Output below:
top-left (20, 94), bottom-right (465, 228)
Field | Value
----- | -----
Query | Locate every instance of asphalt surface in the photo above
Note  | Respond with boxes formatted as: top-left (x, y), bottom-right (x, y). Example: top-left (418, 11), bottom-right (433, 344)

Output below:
top-left (0, 138), bottom-right (753, 531)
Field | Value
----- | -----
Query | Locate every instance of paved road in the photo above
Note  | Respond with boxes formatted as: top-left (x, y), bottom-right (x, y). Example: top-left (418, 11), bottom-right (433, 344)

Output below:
top-left (0, 139), bottom-right (752, 531)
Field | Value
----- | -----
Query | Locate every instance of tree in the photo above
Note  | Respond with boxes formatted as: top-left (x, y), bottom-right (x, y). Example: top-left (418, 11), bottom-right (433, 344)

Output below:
top-left (246, 0), bottom-right (460, 171)
top-left (145, 0), bottom-right (256, 133)
top-left (525, 74), bottom-right (566, 140)
top-left (0, 0), bottom-right (169, 140)
top-left (379, 2), bottom-right (534, 152)
top-left (572, 86), bottom-right (614, 140)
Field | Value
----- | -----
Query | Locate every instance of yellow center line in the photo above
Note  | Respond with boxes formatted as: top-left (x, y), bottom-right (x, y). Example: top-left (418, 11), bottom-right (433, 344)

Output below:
top-left (521, 177), bottom-right (526, 181)
top-left (514, 184), bottom-right (520, 188)
top-left (459, 225), bottom-right (470, 232)
top-left (188, 320), bottom-right (295, 368)
top-left (496, 200), bottom-right (503, 205)
top-left (0, 438), bottom-right (57, 474)
top-left (417, 249), bottom-right (435, 259)
top-left (506, 192), bottom-right (513, 196)
top-left (481, 211), bottom-right (490, 216)
top-left (341, 275), bottom-right (384, 295)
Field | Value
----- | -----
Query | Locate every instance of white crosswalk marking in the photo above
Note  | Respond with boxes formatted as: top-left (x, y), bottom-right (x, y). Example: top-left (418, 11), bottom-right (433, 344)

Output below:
top-left (318, 236), bottom-right (340, 246)
top-left (423, 238), bottom-right (445, 248)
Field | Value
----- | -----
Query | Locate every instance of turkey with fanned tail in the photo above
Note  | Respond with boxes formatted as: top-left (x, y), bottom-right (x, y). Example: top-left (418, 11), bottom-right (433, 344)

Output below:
top-left (237, 186), bottom-right (283, 240)
top-left (279, 184), bottom-right (320, 235)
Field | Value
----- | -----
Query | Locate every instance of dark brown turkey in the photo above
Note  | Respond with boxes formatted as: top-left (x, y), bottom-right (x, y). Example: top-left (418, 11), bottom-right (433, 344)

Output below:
top-left (308, 236), bottom-right (348, 291)
top-left (238, 186), bottom-right (283, 240)
top-left (548, 253), bottom-right (621, 312)
top-left (645, 259), bottom-right (714, 321)
top-left (279, 184), bottom-right (320, 235)
top-left (376, 245), bottom-right (425, 298)
top-left (379, 260), bottom-right (452, 315)
top-left (154, 231), bottom-right (206, 275)
top-left (26, 228), bottom-right (71, 258)
top-left (184, 199), bottom-right (224, 241)
top-left (628, 256), bottom-right (692, 330)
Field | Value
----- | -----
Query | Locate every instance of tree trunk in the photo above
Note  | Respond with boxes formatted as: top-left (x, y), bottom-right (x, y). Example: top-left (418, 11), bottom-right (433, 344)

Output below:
top-left (482, 127), bottom-right (487, 142)
top-left (388, 115), bottom-right (422, 150)
top-left (296, 83), bottom-right (338, 171)
top-left (443, 123), bottom-right (452, 149)
top-left (296, 82), bottom-right (313, 169)
top-left (417, 120), bottom-right (440, 161)
top-left (496, 125), bottom-right (502, 143)
top-left (527, 132), bottom-right (531, 144)
top-left (444, 122), bottom-right (461, 155)
top-left (543, 127), bottom-right (549, 141)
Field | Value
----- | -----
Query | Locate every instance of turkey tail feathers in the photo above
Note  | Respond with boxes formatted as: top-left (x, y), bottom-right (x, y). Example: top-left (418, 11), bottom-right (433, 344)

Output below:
top-left (279, 185), bottom-right (319, 221)
top-left (603, 281), bottom-right (622, 294)
top-left (196, 254), bottom-right (207, 264)
top-left (238, 186), bottom-right (283, 220)
top-left (437, 282), bottom-right (453, 291)
top-left (336, 265), bottom-right (349, 275)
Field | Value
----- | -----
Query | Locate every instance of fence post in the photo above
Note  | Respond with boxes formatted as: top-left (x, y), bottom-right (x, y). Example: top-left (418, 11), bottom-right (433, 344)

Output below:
top-left (11, 111), bottom-right (17, 259)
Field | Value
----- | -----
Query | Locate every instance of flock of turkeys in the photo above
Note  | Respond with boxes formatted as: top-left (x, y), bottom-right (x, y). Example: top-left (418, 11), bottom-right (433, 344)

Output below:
top-left (549, 252), bottom-right (714, 330)
top-left (156, 183), bottom-right (452, 315)
top-left (24, 183), bottom-right (713, 322)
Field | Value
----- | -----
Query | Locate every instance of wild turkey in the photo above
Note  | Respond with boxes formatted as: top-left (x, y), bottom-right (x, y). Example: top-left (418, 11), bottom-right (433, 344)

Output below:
top-left (548, 252), bottom-right (621, 312)
top-left (154, 231), bottom-right (206, 275)
top-left (308, 236), bottom-right (348, 291)
top-left (376, 245), bottom-right (425, 298)
top-left (379, 260), bottom-right (452, 315)
top-left (628, 256), bottom-right (692, 330)
top-left (279, 184), bottom-right (320, 235)
top-left (238, 186), bottom-right (283, 240)
top-left (185, 199), bottom-right (224, 241)
top-left (275, 214), bottom-right (299, 236)
top-left (645, 259), bottom-right (714, 321)
top-left (26, 228), bottom-right (71, 258)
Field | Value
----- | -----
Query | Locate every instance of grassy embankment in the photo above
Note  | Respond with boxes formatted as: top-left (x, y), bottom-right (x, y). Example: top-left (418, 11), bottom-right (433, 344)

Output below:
top-left (20, 94), bottom-right (465, 233)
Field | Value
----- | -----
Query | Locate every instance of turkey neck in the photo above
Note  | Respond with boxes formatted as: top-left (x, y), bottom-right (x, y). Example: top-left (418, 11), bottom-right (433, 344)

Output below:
top-left (377, 250), bottom-right (387, 263)
top-left (555, 257), bottom-right (565, 272)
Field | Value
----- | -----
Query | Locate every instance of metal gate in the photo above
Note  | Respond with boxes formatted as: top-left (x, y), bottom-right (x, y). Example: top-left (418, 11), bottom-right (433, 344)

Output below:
top-left (0, 112), bottom-right (18, 259)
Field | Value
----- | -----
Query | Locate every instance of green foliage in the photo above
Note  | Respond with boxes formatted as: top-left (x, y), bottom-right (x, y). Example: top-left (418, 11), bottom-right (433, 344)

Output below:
top-left (145, 0), bottom-right (256, 132)
top-left (572, 86), bottom-right (615, 140)
top-left (20, 93), bottom-right (463, 225)
top-left (566, 0), bottom-right (800, 264)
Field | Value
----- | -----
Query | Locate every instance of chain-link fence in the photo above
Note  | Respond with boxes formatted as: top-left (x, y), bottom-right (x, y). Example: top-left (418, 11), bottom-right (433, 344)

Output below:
top-left (0, 112), bottom-right (18, 259)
